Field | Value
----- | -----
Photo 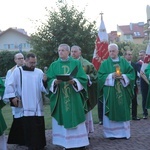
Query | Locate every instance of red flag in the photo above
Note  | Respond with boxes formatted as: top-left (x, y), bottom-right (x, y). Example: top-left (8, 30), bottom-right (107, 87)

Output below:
top-left (92, 14), bottom-right (109, 70)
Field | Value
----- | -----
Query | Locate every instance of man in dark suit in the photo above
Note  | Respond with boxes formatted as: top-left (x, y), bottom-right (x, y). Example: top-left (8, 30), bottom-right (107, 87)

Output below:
top-left (136, 50), bottom-right (148, 119)
top-left (124, 50), bottom-right (140, 120)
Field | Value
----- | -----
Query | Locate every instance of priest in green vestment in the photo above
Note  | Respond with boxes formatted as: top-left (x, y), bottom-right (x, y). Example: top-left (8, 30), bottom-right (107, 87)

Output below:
top-left (98, 43), bottom-right (135, 139)
top-left (0, 77), bottom-right (7, 149)
top-left (47, 44), bottom-right (89, 149)
top-left (71, 45), bottom-right (98, 111)
top-left (144, 64), bottom-right (150, 109)
top-left (71, 45), bottom-right (97, 135)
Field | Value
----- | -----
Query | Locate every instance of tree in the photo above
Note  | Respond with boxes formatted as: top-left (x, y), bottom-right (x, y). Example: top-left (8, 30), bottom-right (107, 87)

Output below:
top-left (30, 2), bottom-right (97, 69)
top-left (0, 51), bottom-right (27, 77)
top-left (116, 42), bottom-right (147, 62)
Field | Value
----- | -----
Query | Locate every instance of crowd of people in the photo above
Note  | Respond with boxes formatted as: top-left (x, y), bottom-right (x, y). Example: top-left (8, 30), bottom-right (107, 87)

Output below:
top-left (0, 43), bottom-right (149, 150)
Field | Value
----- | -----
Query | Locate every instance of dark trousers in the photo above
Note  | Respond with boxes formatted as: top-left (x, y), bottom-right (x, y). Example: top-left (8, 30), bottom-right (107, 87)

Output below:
top-left (132, 87), bottom-right (138, 118)
top-left (140, 79), bottom-right (149, 116)
top-left (98, 99), bottom-right (103, 121)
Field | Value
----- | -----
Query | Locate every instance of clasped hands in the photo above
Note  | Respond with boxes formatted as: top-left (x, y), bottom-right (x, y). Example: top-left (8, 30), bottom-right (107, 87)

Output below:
top-left (112, 72), bottom-right (123, 79)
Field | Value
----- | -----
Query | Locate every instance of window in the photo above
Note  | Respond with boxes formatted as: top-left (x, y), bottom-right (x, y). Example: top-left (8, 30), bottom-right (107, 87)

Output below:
top-left (4, 44), bottom-right (8, 49)
top-left (26, 43), bottom-right (30, 48)
top-left (137, 32), bottom-right (140, 36)
top-left (22, 43), bottom-right (26, 48)
top-left (134, 32), bottom-right (140, 36)
top-left (3, 44), bottom-right (14, 49)
top-left (10, 44), bottom-right (14, 49)
top-left (126, 35), bottom-right (130, 39)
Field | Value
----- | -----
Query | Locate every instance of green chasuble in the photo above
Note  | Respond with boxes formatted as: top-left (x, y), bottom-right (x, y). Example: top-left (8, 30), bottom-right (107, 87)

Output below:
top-left (47, 57), bottom-right (88, 129)
top-left (79, 56), bottom-right (98, 111)
top-left (0, 77), bottom-right (7, 136)
top-left (144, 64), bottom-right (150, 108)
top-left (98, 57), bottom-right (135, 121)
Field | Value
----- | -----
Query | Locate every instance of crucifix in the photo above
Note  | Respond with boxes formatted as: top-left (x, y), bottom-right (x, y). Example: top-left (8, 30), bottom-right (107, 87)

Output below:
top-left (100, 12), bottom-right (103, 20)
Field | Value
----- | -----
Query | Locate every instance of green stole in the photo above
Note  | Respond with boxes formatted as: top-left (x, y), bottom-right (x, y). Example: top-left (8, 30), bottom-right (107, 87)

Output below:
top-left (47, 57), bottom-right (88, 128)
top-left (0, 78), bottom-right (7, 136)
top-left (98, 57), bottom-right (135, 121)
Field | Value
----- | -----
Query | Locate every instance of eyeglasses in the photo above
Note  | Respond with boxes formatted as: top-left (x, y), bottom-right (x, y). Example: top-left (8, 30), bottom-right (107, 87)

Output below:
top-left (17, 57), bottom-right (24, 60)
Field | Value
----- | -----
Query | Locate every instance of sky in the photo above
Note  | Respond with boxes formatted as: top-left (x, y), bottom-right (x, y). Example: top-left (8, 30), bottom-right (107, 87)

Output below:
top-left (0, 0), bottom-right (149, 35)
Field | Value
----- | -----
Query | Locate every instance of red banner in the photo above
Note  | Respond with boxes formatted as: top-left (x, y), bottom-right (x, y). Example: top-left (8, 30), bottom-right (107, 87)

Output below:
top-left (92, 37), bottom-right (109, 70)
top-left (92, 15), bottom-right (109, 71)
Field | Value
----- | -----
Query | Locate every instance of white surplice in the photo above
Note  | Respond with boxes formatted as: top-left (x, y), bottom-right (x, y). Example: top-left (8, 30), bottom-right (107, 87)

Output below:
top-left (52, 118), bottom-right (89, 149)
top-left (4, 65), bottom-right (17, 116)
top-left (85, 111), bottom-right (94, 134)
top-left (3, 67), bottom-right (47, 118)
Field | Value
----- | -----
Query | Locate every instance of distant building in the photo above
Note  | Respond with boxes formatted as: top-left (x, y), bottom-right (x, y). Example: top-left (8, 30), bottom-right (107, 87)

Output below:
top-left (0, 27), bottom-right (31, 52)
top-left (108, 22), bottom-right (145, 44)
top-left (108, 31), bottom-right (118, 43)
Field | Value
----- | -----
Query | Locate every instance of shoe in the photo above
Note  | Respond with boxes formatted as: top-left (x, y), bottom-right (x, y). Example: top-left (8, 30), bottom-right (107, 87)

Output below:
top-left (109, 137), bottom-right (116, 140)
top-left (132, 117), bottom-right (140, 120)
top-left (143, 115), bottom-right (148, 119)
top-left (99, 121), bottom-right (103, 125)
top-left (28, 147), bottom-right (44, 150)
top-left (17, 144), bottom-right (25, 146)
top-left (28, 147), bottom-right (36, 150)
top-left (78, 146), bottom-right (87, 149)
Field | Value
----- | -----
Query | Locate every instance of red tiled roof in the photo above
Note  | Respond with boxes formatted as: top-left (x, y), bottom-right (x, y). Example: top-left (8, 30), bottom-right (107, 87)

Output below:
top-left (118, 23), bottom-right (144, 38)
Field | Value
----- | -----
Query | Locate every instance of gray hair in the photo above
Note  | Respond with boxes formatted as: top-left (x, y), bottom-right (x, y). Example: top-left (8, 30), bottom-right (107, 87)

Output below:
top-left (108, 43), bottom-right (118, 51)
top-left (139, 50), bottom-right (146, 54)
top-left (71, 45), bottom-right (81, 51)
top-left (58, 44), bottom-right (70, 52)
top-left (14, 53), bottom-right (24, 59)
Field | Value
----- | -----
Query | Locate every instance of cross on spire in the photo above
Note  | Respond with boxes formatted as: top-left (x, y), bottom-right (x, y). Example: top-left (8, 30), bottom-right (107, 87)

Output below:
top-left (100, 12), bottom-right (103, 20)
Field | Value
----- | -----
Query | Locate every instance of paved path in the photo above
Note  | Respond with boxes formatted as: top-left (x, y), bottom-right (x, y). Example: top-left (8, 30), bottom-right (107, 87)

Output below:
top-left (7, 119), bottom-right (150, 150)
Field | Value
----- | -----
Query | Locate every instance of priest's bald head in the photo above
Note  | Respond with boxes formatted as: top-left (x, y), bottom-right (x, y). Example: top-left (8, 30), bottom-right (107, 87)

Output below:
top-left (58, 44), bottom-right (70, 60)
top-left (108, 43), bottom-right (119, 59)
top-left (14, 53), bottom-right (24, 66)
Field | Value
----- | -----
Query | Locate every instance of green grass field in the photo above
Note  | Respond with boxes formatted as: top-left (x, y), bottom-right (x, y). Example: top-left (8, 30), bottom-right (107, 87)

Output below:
top-left (2, 93), bottom-right (149, 135)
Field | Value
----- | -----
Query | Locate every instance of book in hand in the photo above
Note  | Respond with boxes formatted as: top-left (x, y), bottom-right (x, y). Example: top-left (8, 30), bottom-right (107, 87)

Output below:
top-left (56, 66), bottom-right (78, 81)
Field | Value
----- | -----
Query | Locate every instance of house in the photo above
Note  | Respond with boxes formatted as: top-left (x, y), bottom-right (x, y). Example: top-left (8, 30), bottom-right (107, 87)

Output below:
top-left (108, 22), bottom-right (145, 44)
top-left (0, 27), bottom-right (31, 52)
top-left (108, 31), bottom-right (118, 43)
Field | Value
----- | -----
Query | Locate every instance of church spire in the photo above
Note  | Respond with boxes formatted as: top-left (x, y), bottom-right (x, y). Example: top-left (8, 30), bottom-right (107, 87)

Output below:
top-left (100, 12), bottom-right (103, 21)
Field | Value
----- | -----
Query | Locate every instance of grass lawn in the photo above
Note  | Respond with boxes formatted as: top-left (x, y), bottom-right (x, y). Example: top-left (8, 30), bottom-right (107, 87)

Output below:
top-left (2, 93), bottom-right (150, 135)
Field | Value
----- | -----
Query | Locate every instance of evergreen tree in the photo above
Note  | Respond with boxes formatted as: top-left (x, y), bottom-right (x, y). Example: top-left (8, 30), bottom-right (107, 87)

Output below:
top-left (30, 2), bottom-right (97, 69)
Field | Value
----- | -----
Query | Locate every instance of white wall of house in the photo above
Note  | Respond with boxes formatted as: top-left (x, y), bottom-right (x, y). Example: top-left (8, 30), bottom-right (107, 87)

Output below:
top-left (123, 34), bottom-right (133, 42)
top-left (133, 38), bottom-right (144, 44)
top-left (0, 29), bottom-right (31, 52)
